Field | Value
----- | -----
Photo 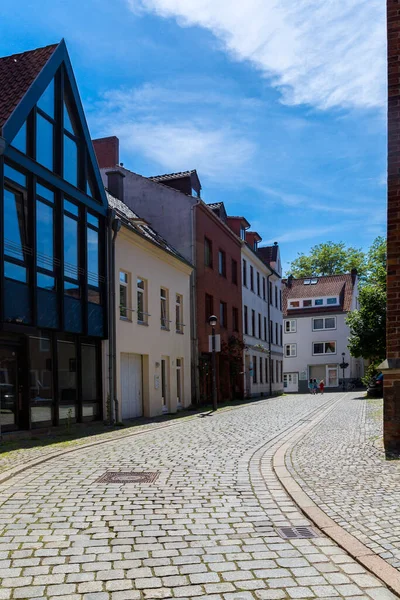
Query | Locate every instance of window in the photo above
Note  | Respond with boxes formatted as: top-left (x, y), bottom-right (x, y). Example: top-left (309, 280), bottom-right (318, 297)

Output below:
top-left (270, 321), bottom-right (273, 344)
top-left (205, 293), bottom-right (213, 322)
top-left (205, 238), bottom-right (213, 268)
top-left (269, 281), bottom-right (273, 304)
top-left (29, 335), bottom-right (53, 425)
top-left (232, 307), bottom-right (239, 332)
top-left (81, 343), bottom-right (100, 420)
top-left (11, 122), bottom-right (27, 154)
top-left (4, 187), bottom-right (28, 282)
top-left (36, 113), bottom-right (54, 171)
top-left (275, 323), bottom-right (278, 345)
top-left (285, 344), bottom-right (297, 357)
top-left (87, 212), bottom-right (100, 304)
top-left (280, 324), bottom-right (283, 346)
top-left (240, 226), bottom-right (246, 240)
top-left (315, 299), bottom-right (323, 306)
top-left (257, 272), bottom-right (260, 296)
top-left (265, 358), bottom-right (269, 383)
top-left (176, 294), bottom-right (184, 333)
top-left (327, 297), bottom-right (338, 305)
top-left (220, 301), bottom-right (227, 328)
top-left (312, 317), bottom-right (336, 331)
top-left (258, 313), bottom-right (262, 339)
top-left (57, 340), bottom-right (77, 423)
top-left (285, 319), bottom-right (296, 333)
top-left (64, 200), bottom-right (79, 298)
top-left (279, 290), bottom-right (282, 311)
top-left (251, 309), bottom-right (256, 337)
top-left (242, 259), bottom-right (247, 286)
top-left (262, 277), bottom-right (266, 300)
top-left (119, 271), bottom-right (129, 319)
top-left (137, 277), bottom-right (147, 324)
top-left (160, 288), bottom-right (169, 329)
top-left (313, 341), bottom-right (337, 355)
top-left (271, 359), bottom-right (275, 383)
top-left (303, 299), bottom-right (312, 307)
top-left (250, 266), bottom-right (254, 291)
top-left (244, 305), bottom-right (248, 334)
top-left (276, 361), bottom-right (279, 383)
top-left (259, 357), bottom-right (263, 384)
top-left (218, 250), bottom-right (226, 277)
top-left (64, 135), bottom-right (78, 187)
top-left (275, 286), bottom-right (278, 307)
top-left (264, 316), bottom-right (267, 341)
top-left (231, 259), bottom-right (238, 285)
top-left (252, 356), bottom-right (257, 384)
top-left (289, 300), bottom-right (300, 308)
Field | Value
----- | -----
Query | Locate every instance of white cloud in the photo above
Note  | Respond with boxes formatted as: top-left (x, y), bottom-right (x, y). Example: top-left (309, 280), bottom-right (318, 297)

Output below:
top-left (129, 0), bottom-right (386, 111)
top-left (265, 224), bottom-right (352, 244)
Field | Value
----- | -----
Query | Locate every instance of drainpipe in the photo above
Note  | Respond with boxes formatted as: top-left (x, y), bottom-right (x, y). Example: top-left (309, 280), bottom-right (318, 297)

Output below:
top-left (267, 273), bottom-right (272, 397)
top-left (108, 209), bottom-right (121, 424)
top-left (190, 200), bottom-right (200, 405)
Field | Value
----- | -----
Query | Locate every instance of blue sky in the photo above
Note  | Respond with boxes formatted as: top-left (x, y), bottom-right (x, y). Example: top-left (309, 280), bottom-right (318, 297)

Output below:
top-left (0, 0), bottom-right (386, 272)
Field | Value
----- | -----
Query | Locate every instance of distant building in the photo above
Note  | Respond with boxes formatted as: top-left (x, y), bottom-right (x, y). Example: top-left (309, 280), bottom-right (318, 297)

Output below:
top-left (107, 191), bottom-right (193, 419)
top-left (282, 272), bottom-right (363, 393)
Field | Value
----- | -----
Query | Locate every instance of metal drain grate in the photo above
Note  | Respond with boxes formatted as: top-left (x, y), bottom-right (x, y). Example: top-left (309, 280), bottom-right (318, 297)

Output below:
top-left (96, 471), bottom-right (160, 484)
top-left (277, 526), bottom-right (319, 539)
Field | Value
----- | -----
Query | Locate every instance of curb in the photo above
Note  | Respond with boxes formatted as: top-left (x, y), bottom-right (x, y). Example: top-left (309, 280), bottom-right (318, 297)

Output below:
top-left (0, 394), bottom-right (279, 487)
top-left (272, 396), bottom-right (400, 598)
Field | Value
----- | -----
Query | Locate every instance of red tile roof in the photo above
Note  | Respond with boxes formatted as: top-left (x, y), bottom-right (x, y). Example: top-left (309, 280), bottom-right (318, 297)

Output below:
top-left (282, 273), bottom-right (356, 316)
top-left (257, 244), bottom-right (278, 265)
top-left (0, 43), bottom-right (58, 130)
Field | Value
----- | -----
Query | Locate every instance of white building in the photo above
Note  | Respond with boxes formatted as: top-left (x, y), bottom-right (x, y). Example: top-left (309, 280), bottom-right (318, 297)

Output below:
top-left (242, 236), bottom-right (284, 397)
top-left (105, 192), bottom-right (193, 420)
top-left (282, 272), bottom-right (364, 393)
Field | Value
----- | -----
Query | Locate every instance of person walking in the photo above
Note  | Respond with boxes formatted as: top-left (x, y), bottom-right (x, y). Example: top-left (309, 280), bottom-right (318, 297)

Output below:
top-left (319, 379), bottom-right (325, 394)
top-left (313, 379), bottom-right (319, 394)
top-left (308, 378), bottom-right (314, 394)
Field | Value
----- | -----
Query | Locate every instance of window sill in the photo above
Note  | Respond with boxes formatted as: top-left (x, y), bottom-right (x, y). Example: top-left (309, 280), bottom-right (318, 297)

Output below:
top-left (176, 330), bottom-right (184, 335)
top-left (120, 316), bottom-right (132, 322)
top-left (137, 321), bottom-right (149, 327)
top-left (161, 326), bottom-right (170, 332)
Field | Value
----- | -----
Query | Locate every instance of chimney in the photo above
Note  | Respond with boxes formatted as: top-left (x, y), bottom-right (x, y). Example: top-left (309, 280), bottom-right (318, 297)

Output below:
top-left (287, 274), bottom-right (293, 288)
top-left (92, 136), bottom-right (119, 168)
top-left (351, 268), bottom-right (358, 285)
top-left (106, 169), bottom-right (125, 201)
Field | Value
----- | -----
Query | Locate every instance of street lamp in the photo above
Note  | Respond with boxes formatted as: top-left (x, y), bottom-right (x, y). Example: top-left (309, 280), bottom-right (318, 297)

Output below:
top-left (208, 315), bottom-right (218, 411)
top-left (340, 352), bottom-right (349, 391)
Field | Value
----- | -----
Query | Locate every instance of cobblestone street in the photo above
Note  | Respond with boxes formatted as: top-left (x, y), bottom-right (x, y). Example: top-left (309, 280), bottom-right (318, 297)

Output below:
top-left (0, 393), bottom-right (398, 600)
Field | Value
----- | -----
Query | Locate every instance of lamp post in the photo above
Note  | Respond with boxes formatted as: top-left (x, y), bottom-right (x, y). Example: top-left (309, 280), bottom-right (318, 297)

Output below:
top-left (208, 315), bottom-right (218, 411)
top-left (340, 352), bottom-right (349, 391)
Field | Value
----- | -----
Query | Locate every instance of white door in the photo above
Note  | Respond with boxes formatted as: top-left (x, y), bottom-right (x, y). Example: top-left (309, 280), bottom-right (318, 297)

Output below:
top-left (121, 353), bottom-right (143, 419)
top-left (326, 365), bottom-right (339, 388)
top-left (284, 373), bottom-right (298, 392)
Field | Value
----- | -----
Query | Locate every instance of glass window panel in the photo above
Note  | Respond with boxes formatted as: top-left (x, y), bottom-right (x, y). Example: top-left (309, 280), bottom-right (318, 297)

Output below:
top-left (63, 135), bottom-right (78, 186)
top-left (4, 261), bottom-right (26, 282)
top-left (37, 273), bottom-right (55, 290)
top-left (36, 200), bottom-right (54, 271)
top-left (87, 227), bottom-right (99, 288)
top-left (325, 317), bottom-right (335, 329)
top-left (4, 188), bottom-right (27, 262)
top-left (325, 341), bottom-right (336, 353)
top-left (64, 99), bottom-right (75, 134)
top-left (64, 281), bottom-right (80, 298)
top-left (29, 335), bottom-right (53, 424)
top-left (120, 272), bottom-right (128, 284)
top-left (36, 114), bottom-right (54, 171)
top-left (36, 183), bottom-right (54, 203)
top-left (313, 343), bottom-right (324, 354)
top-left (57, 340), bottom-right (77, 422)
top-left (315, 299), bottom-right (323, 305)
top-left (120, 284), bottom-right (128, 318)
top-left (64, 215), bottom-right (78, 280)
top-left (11, 122), bottom-right (27, 154)
top-left (64, 199), bottom-right (79, 216)
top-left (37, 79), bottom-right (54, 118)
top-left (0, 348), bottom-right (17, 429)
top-left (87, 213), bottom-right (99, 228)
top-left (4, 164), bottom-right (26, 187)
top-left (327, 297), bottom-right (337, 305)
top-left (81, 344), bottom-right (99, 419)
top-left (313, 318), bottom-right (324, 330)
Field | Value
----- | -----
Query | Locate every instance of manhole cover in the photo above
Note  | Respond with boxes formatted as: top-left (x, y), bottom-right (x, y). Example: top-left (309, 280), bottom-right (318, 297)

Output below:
top-left (277, 526), bottom-right (319, 539)
top-left (96, 471), bottom-right (160, 484)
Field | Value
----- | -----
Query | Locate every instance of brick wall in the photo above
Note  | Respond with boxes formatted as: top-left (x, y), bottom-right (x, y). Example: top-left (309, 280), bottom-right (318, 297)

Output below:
top-left (93, 136), bottom-right (119, 169)
top-left (385, 0), bottom-right (400, 453)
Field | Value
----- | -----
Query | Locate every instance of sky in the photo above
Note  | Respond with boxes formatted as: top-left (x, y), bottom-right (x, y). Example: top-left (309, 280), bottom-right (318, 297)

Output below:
top-left (0, 0), bottom-right (387, 272)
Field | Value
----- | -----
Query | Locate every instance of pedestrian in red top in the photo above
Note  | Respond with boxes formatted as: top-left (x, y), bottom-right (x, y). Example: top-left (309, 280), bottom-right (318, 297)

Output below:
top-left (319, 380), bottom-right (325, 394)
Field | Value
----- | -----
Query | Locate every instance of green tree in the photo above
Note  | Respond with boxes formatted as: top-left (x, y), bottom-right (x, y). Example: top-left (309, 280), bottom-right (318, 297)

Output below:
top-left (288, 241), bottom-right (366, 278)
top-left (364, 236), bottom-right (386, 290)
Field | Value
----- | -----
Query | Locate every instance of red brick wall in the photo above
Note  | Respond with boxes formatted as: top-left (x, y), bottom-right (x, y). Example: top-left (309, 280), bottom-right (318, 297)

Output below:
top-left (92, 136), bottom-right (119, 168)
top-left (385, 0), bottom-right (400, 453)
top-left (195, 203), bottom-right (243, 400)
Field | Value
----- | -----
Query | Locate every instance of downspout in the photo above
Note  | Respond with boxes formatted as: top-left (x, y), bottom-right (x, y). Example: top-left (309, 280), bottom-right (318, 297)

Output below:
top-left (108, 209), bottom-right (121, 424)
top-left (190, 199), bottom-right (200, 404)
top-left (267, 273), bottom-right (272, 397)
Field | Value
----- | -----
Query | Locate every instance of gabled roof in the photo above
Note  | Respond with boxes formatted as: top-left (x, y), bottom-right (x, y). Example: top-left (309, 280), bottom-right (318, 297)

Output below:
top-left (0, 43), bottom-right (58, 131)
top-left (208, 201), bottom-right (227, 222)
top-left (257, 244), bottom-right (278, 265)
top-left (149, 170), bottom-right (197, 183)
top-left (282, 273), bottom-right (356, 316)
top-left (107, 191), bottom-right (193, 269)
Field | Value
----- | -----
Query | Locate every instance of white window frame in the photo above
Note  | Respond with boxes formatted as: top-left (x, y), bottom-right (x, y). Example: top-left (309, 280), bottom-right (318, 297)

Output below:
top-left (137, 277), bottom-right (148, 324)
top-left (312, 316), bottom-right (336, 331)
top-left (312, 341), bottom-right (337, 355)
top-left (176, 294), bottom-right (184, 334)
top-left (285, 319), bottom-right (296, 333)
top-left (119, 271), bottom-right (130, 320)
top-left (285, 343), bottom-right (297, 357)
top-left (160, 287), bottom-right (170, 330)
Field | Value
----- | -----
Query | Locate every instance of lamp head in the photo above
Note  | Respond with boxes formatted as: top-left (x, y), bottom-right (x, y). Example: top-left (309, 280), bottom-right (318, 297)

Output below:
top-left (208, 315), bottom-right (218, 327)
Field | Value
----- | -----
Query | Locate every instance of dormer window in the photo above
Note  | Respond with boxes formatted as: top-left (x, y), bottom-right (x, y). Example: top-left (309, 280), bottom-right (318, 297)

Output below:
top-left (315, 299), bottom-right (323, 306)
top-left (289, 301), bottom-right (300, 308)
top-left (254, 240), bottom-right (258, 251)
top-left (240, 226), bottom-right (246, 240)
top-left (303, 299), bottom-right (312, 307)
top-left (327, 297), bottom-right (338, 305)
top-left (304, 279), bottom-right (311, 285)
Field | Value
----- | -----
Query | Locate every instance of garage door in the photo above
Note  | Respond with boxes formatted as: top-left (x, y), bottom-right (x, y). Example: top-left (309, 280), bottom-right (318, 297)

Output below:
top-left (120, 353), bottom-right (143, 419)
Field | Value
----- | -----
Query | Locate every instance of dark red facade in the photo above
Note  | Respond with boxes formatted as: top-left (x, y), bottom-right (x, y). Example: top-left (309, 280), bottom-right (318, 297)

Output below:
top-left (195, 203), bottom-right (243, 402)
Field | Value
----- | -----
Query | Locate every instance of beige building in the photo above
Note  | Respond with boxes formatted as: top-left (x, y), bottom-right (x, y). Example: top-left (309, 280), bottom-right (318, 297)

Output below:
top-left (105, 193), bottom-right (193, 420)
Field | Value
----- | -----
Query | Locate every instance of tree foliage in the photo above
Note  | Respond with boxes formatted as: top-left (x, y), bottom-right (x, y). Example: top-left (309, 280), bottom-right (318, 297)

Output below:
top-left (288, 241), bottom-right (366, 279)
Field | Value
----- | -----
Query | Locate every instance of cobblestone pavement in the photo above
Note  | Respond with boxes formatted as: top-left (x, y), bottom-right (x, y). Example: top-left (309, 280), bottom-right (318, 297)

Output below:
top-left (0, 393), bottom-right (397, 600)
top-left (289, 394), bottom-right (400, 573)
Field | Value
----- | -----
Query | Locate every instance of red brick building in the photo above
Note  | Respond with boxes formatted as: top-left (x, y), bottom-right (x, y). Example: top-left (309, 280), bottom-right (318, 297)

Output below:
top-left (195, 202), bottom-right (244, 402)
top-left (384, 0), bottom-right (400, 454)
